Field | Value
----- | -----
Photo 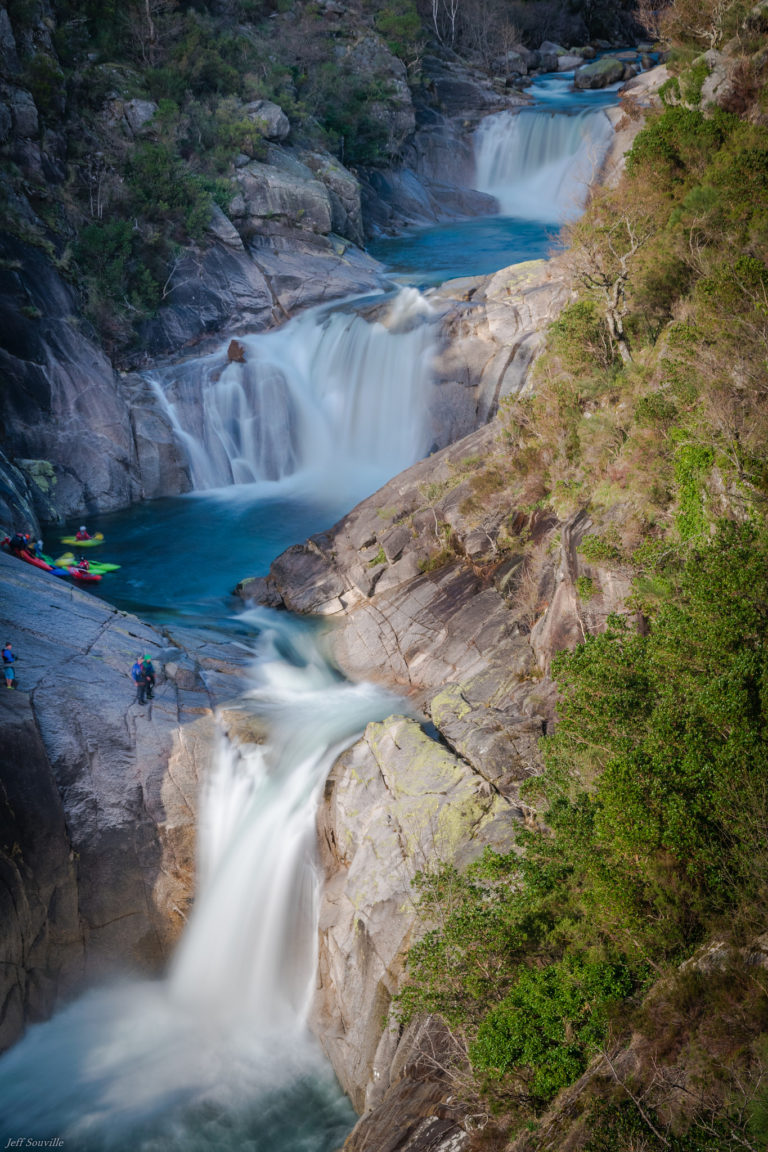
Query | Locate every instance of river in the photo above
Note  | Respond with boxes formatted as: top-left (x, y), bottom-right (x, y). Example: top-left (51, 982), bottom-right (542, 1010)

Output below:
top-left (0, 68), bottom-right (623, 1150)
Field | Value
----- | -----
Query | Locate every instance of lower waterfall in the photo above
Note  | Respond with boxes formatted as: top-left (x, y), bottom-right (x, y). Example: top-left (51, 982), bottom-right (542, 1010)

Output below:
top-left (150, 288), bottom-right (438, 494)
top-left (473, 105), bottom-right (615, 222)
top-left (0, 610), bottom-right (400, 1149)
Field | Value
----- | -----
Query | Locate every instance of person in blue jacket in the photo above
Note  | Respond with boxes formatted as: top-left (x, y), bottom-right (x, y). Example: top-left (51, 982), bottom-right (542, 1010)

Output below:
top-left (141, 655), bottom-right (156, 700)
top-left (131, 657), bottom-right (148, 705)
top-left (3, 641), bottom-right (16, 689)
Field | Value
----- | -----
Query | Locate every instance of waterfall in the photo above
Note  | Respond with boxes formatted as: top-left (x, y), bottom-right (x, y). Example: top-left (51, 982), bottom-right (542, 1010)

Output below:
top-left (473, 106), bottom-right (614, 223)
top-left (0, 610), bottom-right (401, 1149)
top-left (150, 289), bottom-right (438, 495)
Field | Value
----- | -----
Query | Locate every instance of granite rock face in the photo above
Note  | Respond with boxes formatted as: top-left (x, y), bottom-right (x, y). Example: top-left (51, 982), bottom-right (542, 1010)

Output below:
top-left (427, 259), bottom-right (572, 446)
top-left (242, 417), bottom-right (636, 1144)
top-left (0, 234), bottom-right (139, 522)
top-left (312, 714), bottom-right (515, 1115)
top-left (360, 55), bottom-right (529, 239)
top-left (0, 549), bottom-right (254, 1051)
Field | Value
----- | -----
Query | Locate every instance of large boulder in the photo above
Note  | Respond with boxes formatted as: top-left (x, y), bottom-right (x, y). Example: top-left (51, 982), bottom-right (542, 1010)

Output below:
top-left (301, 151), bottom-right (365, 246)
top-left (233, 161), bottom-right (334, 236)
top-left (243, 99), bottom-right (290, 142)
top-left (426, 259), bottom-right (572, 444)
top-left (574, 56), bottom-right (626, 89)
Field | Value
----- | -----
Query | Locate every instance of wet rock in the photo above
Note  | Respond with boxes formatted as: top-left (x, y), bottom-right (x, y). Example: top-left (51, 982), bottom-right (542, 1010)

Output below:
top-left (574, 56), bottom-right (626, 89)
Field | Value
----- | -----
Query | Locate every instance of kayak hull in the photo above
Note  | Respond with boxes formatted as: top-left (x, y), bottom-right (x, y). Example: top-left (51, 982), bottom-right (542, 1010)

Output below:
top-left (66, 567), bottom-right (102, 583)
top-left (53, 553), bottom-right (120, 573)
top-left (20, 552), bottom-right (55, 572)
top-left (60, 533), bottom-right (104, 548)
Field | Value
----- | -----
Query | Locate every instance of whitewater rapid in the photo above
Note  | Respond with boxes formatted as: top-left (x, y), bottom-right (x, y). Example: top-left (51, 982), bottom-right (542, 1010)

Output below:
top-left (0, 612), bottom-right (401, 1150)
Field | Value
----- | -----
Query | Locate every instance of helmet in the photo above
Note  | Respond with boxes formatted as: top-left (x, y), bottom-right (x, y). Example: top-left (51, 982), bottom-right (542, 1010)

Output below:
top-left (80, 526), bottom-right (86, 531)
top-left (143, 654), bottom-right (151, 661)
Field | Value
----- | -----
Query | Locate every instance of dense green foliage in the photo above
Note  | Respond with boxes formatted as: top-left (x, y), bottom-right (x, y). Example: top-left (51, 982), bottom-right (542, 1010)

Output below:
top-left (398, 526), bottom-right (768, 1140)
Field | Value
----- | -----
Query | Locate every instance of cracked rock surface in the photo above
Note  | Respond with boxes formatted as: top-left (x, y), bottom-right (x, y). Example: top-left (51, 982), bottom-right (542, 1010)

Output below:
top-left (243, 416), bottom-right (636, 1147)
top-left (0, 550), bottom-right (253, 1050)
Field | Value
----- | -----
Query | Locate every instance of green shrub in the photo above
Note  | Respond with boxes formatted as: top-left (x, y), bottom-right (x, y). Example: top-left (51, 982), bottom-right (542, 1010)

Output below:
top-left (74, 218), bottom-right (160, 314)
top-left (578, 530), bottom-right (622, 564)
top-left (470, 956), bottom-right (634, 1102)
top-left (680, 59), bottom-right (710, 107)
top-left (23, 54), bottom-right (65, 119)
top-left (576, 575), bottom-right (596, 601)
top-left (374, 0), bottom-right (423, 63)
top-left (672, 441), bottom-right (714, 540)
top-left (548, 299), bottom-right (615, 373)
top-left (634, 392), bottom-right (678, 428)
top-left (125, 142), bottom-right (213, 240)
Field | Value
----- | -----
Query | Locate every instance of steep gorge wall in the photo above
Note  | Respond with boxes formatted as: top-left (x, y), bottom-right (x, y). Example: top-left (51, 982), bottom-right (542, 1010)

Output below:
top-left (242, 416), bottom-right (637, 1148)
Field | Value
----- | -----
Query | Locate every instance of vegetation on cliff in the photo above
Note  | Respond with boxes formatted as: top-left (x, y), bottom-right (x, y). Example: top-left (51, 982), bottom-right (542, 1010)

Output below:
top-left (0, 0), bottom-right (638, 351)
top-left (397, 3), bottom-right (768, 1148)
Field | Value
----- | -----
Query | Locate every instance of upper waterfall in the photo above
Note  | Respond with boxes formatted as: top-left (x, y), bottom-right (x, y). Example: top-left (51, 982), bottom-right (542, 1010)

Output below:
top-left (473, 105), bottom-right (614, 222)
top-left (149, 289), bottom-right (438, 495)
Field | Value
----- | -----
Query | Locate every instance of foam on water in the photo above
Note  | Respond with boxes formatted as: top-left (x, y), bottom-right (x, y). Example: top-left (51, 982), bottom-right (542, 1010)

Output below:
top-left (0, 612), bottom-right (401, 1150)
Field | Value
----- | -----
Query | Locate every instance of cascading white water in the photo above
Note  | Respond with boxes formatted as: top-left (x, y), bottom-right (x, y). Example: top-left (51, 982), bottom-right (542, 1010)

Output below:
top-left (150, 289), bottom-right (438, 494)
top-left (0, 610), bottom-right (402, 1149)
top-left (473, 106), bottom-right (615, 222)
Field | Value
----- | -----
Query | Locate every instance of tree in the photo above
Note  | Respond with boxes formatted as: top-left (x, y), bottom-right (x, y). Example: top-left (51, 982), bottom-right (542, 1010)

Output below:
top-left (563, 189), bottom-right (660, 364)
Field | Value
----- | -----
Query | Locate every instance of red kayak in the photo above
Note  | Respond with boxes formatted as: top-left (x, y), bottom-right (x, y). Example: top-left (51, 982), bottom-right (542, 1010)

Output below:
top-left (20, 551), bottom-right (55, 572)
top-left (66, 566), bottom-right (102, 583)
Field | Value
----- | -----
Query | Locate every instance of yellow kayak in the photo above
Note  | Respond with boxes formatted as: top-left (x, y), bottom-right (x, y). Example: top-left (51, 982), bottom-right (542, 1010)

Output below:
top-left (60, 533), bottom-right (104, 547)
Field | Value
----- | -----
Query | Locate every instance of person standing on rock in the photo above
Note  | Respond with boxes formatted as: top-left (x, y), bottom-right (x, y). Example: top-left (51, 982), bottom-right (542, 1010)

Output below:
top-left (141, 655), bottom-right (156, 700)
top-left (3, 641), bottom-right (17, 689)
top-left (131, 656), bottom-right (148, 705)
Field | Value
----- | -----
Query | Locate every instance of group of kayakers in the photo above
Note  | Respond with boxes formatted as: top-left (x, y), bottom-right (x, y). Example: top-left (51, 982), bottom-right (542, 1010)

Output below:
top-left (2, 525), bottom-right (157, 706)
top-left (1, 525), bottom-right (116, 583)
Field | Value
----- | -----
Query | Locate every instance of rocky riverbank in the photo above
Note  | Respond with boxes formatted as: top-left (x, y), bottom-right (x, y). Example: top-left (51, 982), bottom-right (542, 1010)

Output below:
top-left (0, 549), bottom-right (262, 1052)
top-left (238, 407), bottom-right (637, 1148)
